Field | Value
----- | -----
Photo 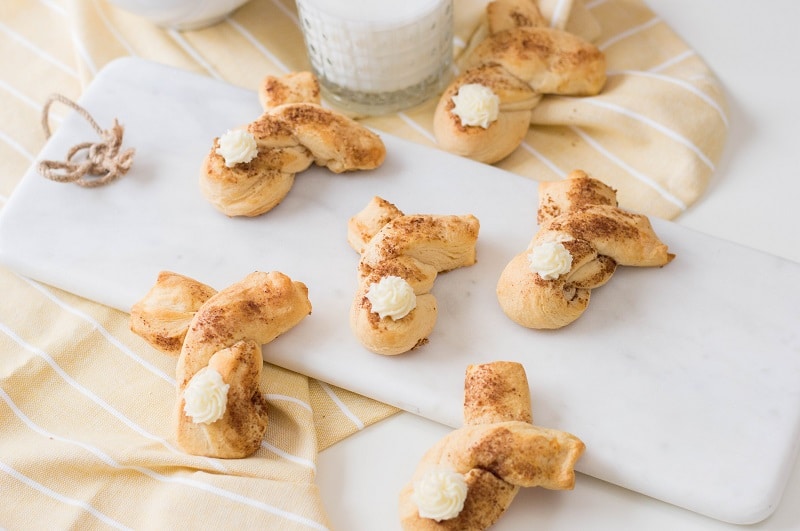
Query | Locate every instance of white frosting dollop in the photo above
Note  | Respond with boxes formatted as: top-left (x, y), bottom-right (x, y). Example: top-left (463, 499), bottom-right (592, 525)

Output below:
top-left (412, 468), bottom-right (468, 522)
top-left (528, 241), bottom-right (573, 280)
top-left (365, 275), bottom-right (416, 320)
top-left (183, 367), bottom-right (230, 424)
top-left (216, 129), bottom-right (258, 167)
top-left (450, 83), bottom-right (500, 128)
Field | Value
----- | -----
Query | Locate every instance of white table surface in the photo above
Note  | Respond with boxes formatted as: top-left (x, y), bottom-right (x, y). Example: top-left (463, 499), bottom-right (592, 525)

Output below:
top-left (317, 1), bottom-right (800, 529)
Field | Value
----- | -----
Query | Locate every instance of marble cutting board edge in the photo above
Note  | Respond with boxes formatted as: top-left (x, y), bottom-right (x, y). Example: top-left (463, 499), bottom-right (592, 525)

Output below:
top-left (1, 57), bottom-right (799, 525)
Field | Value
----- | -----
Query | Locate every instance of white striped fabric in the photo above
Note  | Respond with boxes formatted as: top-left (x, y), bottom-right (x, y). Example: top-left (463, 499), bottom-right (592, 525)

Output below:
top-left (449, 0), bottom-right (727, 219)
top-left (0, 0), bottom-right (727, 527)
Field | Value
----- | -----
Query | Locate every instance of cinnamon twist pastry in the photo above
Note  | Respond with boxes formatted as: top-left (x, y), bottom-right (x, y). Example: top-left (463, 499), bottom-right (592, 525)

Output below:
top-left (130, 271), bottom-right (312, 458)
top-left (348, 197), bottom-right (479, 355)
top-left (399, 361), bottom-right (584, 529)
top-left (497, 170), bottom-right (674, 329)
top-left (200, 71), bottom-right (386, 217)
top-left (433, 0), bottom-right (606, 164)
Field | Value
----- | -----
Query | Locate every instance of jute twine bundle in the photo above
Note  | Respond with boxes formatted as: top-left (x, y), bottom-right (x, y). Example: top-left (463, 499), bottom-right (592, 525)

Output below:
top-left (38, 93), bottom-right (135, 187)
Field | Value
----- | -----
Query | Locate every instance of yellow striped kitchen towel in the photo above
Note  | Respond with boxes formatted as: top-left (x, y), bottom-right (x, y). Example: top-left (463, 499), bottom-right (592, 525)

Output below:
top-left (0, 0), bottom-right (727, 529)
top-left (65, 0), bottom-right (727, 219)
top-left (2, 4), bottom-right (396, 528)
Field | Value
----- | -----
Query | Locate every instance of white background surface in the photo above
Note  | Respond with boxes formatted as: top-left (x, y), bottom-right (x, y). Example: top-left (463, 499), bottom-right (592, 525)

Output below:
top-left (2, 52), bottom-right (795, 531)
top-left (316, 1), bottom-right (800, 529)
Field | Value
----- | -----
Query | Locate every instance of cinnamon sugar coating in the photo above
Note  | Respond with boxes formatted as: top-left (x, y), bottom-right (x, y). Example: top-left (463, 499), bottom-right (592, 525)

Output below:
top-left (433, 0), bottom-right (606, 164)
top-left (399, 362), bottom-right (584, 530)
top-left (130, 271), bottom-right (312, 458)
top-left (201, 71), bottom-right (385, 217)
top-left (348, 197), bottom-right (479, 355)
top-left (497, 170), bottom-right (674, 329)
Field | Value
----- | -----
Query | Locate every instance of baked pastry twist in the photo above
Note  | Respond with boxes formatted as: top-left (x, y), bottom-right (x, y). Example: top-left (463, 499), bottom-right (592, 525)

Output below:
top-left (348, 197), bottom-right (479, 355)
top-left (433, 0), bottom-right (606, 164)
top-left (200, 71), bottom-right (386, 217)
top-left (399, 361), bottom-right (584, 529)
top-left (130, 271), bottom-right (312, 458)
top-left (496, 170), bottom-right (674, 329)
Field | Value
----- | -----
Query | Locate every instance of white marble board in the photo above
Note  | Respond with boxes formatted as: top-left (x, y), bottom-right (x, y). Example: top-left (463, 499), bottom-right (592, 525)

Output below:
top-left (1, 58), bottom-right (799, 525)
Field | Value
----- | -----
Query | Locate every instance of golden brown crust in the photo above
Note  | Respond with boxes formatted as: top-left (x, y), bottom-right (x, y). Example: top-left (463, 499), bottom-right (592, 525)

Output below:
top-left (199, 139), bottom-right (302, 217)
top-left (433, 3), bottom-right (606, 164)
top-left (399, 362), bottom-right (584, 530)
top-left (175, 339), bottom-right (269, 458)
top-left (438, 422), bottom-right (584, 489)
top-left (347, 196), bottom-right (405, 254)
top-left (486, 0), bottom-right (546, 34)
top-left (258, 71), bottom-right (321, 110)
top-left (464, 26), bottom-right (606, 96)
top-left (177, 271), bottom-right (312, 385)
top-left (497, 171), bottom-right (673, 329)
top-left (463, 361), bottom-right (533, 426)
top-left (360, 214), bottom-right (480, 273)
top-left (130, 271), bottom-right (217, 355)
top-left (433, 65), bottom-right (541, 164)
top-left (350, 290), bottom-right (437, 356)
top-left (265, 103), bottom-right (386, 173)
top-left (130, 270), bottom-right (312, 458)
top-left (349, 197), bottom-right (479, 356)
top-left (535, 204), bottom-right (673, 267)
top-left (538, 169), bottom-right (618, 224)
top-left (200, 72), bottom-right (386, 217)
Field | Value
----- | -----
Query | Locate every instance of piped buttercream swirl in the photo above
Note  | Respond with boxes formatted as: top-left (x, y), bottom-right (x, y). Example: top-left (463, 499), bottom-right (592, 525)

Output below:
top-left (365, 275), bottom-right (417, 320)
top-left (412, 467), bottom-right (468, 521)
top-left (216, 129), bottom-right (258, 167)
top-left (183, 367), bottom-right (230, 424)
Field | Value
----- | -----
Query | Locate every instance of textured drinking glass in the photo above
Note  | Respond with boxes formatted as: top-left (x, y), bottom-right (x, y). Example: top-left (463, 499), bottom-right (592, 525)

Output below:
top-left (295, 0), bottom-right (453, 116)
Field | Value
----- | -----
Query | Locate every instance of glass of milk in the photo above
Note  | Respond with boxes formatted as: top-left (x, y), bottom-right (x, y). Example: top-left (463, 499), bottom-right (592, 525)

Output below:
top-left (295, 0), bottom-right (453, 116)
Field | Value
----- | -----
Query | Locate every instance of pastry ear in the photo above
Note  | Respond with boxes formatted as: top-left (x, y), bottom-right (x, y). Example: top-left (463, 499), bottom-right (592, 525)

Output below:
top-left (347, 196), bottom-right (404, 254)
top-left (463, 361), bottom-right (533, 425)
top-left (130, 271), bottom-right (217, 355)
top-left (486, 0), bottom-right (547, 34)
top-left (201, 71), bottom-right (386, 218)
top-left (534, 205), bottom-right (674, 267)
top-left (258, 71), bottom-right (321, 110)
top-left (177, 271), bottom-right (311, 386)
top-left (464, 26), bottom-right (606, 96)
top-left (264, 103), bottom-right (386, 173)
top-left (537, 170), bottom-right (618, 225)
top-left (360, 214), bottom-right (480, 273)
